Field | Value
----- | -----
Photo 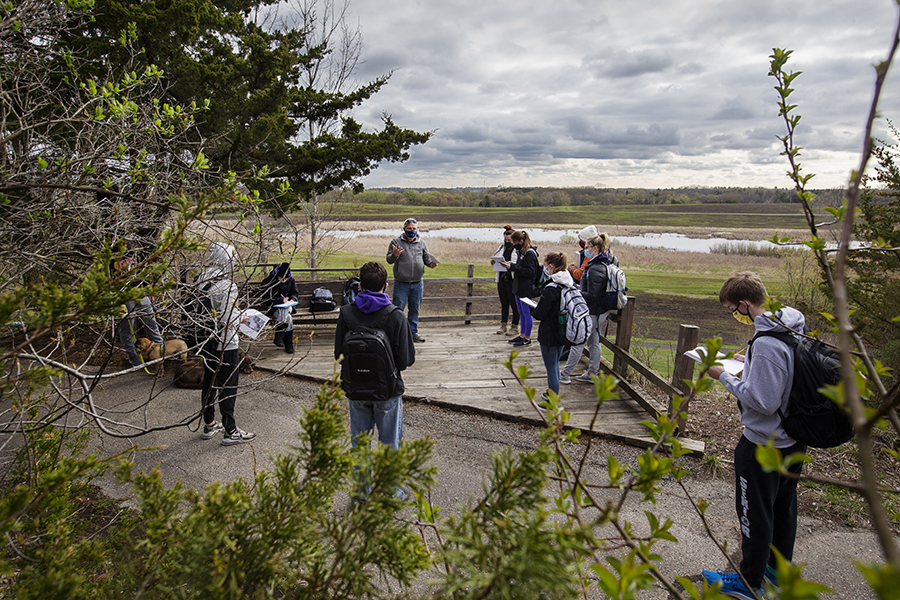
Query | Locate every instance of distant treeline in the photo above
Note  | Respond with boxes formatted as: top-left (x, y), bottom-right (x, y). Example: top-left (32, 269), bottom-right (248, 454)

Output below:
top-left (324, 186), bottom-right (846, 208)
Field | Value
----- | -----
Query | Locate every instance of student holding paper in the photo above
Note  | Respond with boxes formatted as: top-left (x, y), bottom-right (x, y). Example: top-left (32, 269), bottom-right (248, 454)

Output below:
top-left (260, 262), bottom-right (299, 354)
top-left (701, 271), bottom-right (807, 598)
top-left (503, 230), bottom-right (540, 347)
top-left (490, 225), bottom-right (519, 336)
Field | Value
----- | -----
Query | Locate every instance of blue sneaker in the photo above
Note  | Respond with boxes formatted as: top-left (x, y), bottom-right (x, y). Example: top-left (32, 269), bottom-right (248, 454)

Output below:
top-left (764, 564), bottom-right (779, 590)
top-left (701, 570), bottom-right (762, 600)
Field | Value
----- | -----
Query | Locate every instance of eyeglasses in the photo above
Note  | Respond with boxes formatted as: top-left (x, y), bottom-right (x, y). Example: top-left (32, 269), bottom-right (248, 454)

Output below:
top-left (403, 218), bottom-right (417, 226)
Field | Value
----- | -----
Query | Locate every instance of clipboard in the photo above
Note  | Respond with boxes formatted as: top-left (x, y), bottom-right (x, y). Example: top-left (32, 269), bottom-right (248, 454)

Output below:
top-left (273, 300), bottom-right (299, 308)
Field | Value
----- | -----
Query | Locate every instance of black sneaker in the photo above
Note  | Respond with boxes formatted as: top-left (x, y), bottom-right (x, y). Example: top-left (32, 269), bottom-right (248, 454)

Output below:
top-left (512, 337), bottom-right (531, 347)
top-left (413, 334), bottom-right (426, 343)
top-left (507, 335), bottom-right (523, 344)
top-left (221, 427), bottom-right (257, 446)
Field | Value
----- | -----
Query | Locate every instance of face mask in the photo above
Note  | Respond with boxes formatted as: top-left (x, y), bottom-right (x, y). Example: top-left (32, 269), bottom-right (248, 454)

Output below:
top-left (584, 248), bottom-right (592, 259)
top-left (404, 229), bottom-right (418, 240)
top-left (542, 266), bottom-right (551, 278)
top-left (732, 302), bottom-right (754, 326)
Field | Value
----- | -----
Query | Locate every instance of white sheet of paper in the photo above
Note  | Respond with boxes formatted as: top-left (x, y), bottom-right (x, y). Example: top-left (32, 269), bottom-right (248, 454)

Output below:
top-left (520, 296), bottom-right (538, 308)
top-left (685, 346), bottom-right (744, 375)
top-left (239, 309), bottom-right (269, 340)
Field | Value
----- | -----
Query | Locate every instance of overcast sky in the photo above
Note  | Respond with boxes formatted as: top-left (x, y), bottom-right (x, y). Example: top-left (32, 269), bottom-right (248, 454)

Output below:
top-left (341, 0), bottom-right (900, 189)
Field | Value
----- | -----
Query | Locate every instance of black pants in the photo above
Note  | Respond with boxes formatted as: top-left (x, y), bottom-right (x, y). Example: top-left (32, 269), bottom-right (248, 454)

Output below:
top-left (200, 345), bottom-right (240, 432)
top-left (734, 435), bottom-right (805, 587)
top-left (498, 274), bottom-right (519, 326)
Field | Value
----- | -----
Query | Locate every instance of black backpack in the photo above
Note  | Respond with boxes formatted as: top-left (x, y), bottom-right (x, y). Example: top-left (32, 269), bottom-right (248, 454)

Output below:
top-left (181, 281), bottom-right (217, 349)
top-left (339, 305), bottom-right (401, 402)
top-left (343, 276), bottom-right (361, 306)
top-left (751, 330), bottom-right (854, 448)
top-left (309, 286), bottom-right (336, 312)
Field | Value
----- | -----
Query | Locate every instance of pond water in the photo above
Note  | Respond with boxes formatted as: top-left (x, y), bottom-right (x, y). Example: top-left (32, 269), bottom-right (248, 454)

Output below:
top-left (326, 227), bottom-right (781, 254)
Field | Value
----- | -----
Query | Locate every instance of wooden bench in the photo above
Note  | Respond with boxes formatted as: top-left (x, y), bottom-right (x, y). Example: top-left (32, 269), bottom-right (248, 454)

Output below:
top-left (246, 264), bottom-right (502, 328)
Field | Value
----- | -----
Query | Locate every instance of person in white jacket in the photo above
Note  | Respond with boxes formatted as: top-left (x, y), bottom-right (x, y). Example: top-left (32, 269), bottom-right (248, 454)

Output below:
top-left (196, 242), bottom-right (256, 446)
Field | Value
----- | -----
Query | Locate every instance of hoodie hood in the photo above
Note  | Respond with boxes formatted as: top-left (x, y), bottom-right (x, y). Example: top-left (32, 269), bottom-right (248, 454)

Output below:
top-left (198, 242), bottom-right (236, 282)
top-left (355, 290), bottom-right (393, 314)
top-left (756, 306), bottom-right (806, 334)
top-left (550, 269), bottom-right (575, 289)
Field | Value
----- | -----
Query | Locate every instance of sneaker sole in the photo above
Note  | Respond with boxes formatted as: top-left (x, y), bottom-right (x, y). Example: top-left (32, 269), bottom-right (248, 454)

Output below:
top-left (221, 436), bottom-right (256, 446)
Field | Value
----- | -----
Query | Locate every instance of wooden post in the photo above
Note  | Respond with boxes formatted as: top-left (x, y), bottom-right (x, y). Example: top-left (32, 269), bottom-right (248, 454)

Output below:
top-left (672, 324), bottom-right (700, 395)
top-left (465, 263), bottom-right (474, 325)
top-left (671, 324), bottom-right (700, 436)
top-left (612, 296), bottom-right (635, 378)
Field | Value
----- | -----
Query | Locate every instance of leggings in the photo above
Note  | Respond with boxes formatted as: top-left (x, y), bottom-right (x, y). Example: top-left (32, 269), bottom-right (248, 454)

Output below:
top-left (515, 296), bottom-right (533, 337)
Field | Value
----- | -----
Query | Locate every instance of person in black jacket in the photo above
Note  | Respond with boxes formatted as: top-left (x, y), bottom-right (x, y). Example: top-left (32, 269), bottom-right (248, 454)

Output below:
top-left (260, 262), bottom-right (299, 354)
top-left (566, 234), bottom-right (614, 383)
top-left (531, 252), bottom-right (573, 401)
top-left (490, 224), bottom-right (520, 336)
top-left (334, 261), bottom-right (415, 454)
top-left (502, 229), bottom-right (540, 347)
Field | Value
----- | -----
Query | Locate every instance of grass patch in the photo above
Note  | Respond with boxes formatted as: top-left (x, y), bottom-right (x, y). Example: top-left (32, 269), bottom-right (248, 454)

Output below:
top-left (709, 241), bottom-right (793, 258)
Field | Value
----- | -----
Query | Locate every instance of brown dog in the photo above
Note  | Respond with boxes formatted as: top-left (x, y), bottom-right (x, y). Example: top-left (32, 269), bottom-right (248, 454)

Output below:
top-left (136, 337), bottom-right (189, 362)
top-left (171, 351), bottom-right (253, 388)
top-left (136, 337), bottom-right (189, 375)
top-left (172, 357), bottom-right (204, 389)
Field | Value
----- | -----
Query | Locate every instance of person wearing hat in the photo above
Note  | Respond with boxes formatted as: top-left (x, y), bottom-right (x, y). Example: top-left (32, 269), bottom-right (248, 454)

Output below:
top-left (386, 218), bottom-right (438, 343)
top-left (260, 262), bottom-right (299, 354)
top-left (567, 225), bottom-right (598, 284)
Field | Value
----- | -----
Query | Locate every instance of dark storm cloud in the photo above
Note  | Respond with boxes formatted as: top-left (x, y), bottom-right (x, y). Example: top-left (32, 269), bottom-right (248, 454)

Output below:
top-left (340, 0), bottom-right (900, 188)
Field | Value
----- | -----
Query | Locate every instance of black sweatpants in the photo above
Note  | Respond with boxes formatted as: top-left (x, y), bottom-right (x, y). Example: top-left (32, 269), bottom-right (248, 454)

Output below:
top-left (200, 345), bottom-right (240, 432)
top-left (734, 435), bottom-right (806, 588)
top-left (498, 274), bottom-right (519, 326)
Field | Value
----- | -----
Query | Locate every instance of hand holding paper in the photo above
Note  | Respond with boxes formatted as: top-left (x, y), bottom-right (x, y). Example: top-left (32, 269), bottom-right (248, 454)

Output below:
top-left (685, 345), bottom-right (744, 376)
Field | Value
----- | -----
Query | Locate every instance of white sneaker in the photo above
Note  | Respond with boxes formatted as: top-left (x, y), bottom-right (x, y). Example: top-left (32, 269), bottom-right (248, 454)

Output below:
top-left (200, 422), bottom-right (223, 440)
top-left (559, 371), bottom-right (572, 384)
top-left (221, 427), bottom-right (257, 446)
top-left (574, 372), bottom-right (595, 383)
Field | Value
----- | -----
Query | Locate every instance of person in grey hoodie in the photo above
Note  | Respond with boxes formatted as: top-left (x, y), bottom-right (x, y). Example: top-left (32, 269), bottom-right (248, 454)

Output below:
top-left (385, 218), bottom-right (437, 343)
top-left (196, 242), bottom-right (257, 446)
top-left (702, 271), bottom-right (807, 599)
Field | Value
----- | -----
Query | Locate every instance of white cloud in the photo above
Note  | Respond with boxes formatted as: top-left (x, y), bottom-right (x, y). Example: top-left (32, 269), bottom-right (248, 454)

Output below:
top-left (339, 0), bottom-right (900, 188)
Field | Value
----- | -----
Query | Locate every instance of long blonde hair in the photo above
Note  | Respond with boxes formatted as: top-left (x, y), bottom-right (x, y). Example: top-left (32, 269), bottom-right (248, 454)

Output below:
top-left (587, 233), bottom-right (610, 254)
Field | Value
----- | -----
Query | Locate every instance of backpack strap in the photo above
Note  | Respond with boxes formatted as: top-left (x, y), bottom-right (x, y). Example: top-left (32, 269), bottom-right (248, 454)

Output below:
top-left (343, 303), bottom-right (398, 331)
top-left (748, 330), bottom-right (797, 421)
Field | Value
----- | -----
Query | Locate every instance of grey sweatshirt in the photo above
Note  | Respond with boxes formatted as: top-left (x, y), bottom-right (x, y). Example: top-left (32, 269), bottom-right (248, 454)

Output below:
top-left (196, 242), bottom-right (243, 352)
top-left (385, 235), bottom-right (435, 283)
top-left (718, 306), bottom-right (806, 447)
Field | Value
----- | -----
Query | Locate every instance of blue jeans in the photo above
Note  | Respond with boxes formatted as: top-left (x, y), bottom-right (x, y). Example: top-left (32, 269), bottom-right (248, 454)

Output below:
top-left (541, 344), bottom-right (566, 394)
top-left (349, 395), bottom-right (403, 450)
top-left (392, 280), bottom-right (423, 336)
